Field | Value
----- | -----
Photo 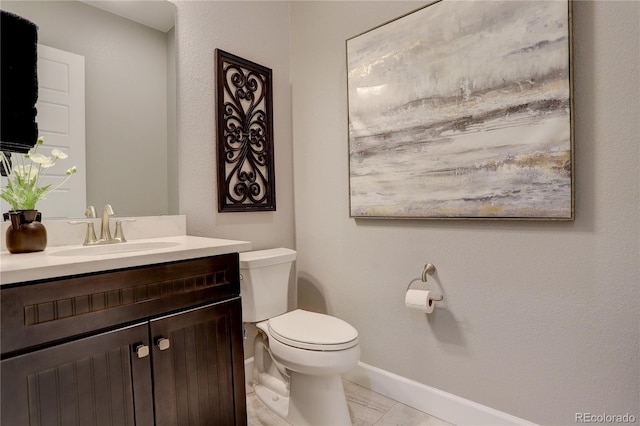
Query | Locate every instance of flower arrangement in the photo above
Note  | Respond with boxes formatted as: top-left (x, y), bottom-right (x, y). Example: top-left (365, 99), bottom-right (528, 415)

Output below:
top-left (0, 137), bottom-right (77, 211)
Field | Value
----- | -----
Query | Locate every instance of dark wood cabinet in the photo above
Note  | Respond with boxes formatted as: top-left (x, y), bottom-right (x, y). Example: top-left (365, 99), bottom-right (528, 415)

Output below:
top-left (2, 322), bottom-right (154, 426)
top-left (152, 300), bottom-right (246, 426)
top-left (1, 254), bottom-right (246, 426)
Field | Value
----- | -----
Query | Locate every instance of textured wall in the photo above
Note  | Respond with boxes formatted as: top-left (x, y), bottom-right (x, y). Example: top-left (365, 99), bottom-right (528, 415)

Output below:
top-left (175, 1), bottom-right (295, 250)
top-left (174, 0), bottom-right (638, 423)
top-left (291, 1), bottom-right (639, 424)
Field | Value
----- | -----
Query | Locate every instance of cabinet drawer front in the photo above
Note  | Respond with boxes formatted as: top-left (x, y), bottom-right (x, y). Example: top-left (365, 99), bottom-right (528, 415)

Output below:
top-left (2, 254), bottom-right (239, 356)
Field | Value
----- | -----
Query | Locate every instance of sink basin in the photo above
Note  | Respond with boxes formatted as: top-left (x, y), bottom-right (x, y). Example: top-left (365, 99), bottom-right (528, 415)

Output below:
top-left (50, 241), bottom-right (181, 257)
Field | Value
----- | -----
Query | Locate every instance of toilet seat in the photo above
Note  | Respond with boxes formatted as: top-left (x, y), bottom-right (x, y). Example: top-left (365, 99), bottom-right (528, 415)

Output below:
top-left (267, 309), bottom-right (358, 351)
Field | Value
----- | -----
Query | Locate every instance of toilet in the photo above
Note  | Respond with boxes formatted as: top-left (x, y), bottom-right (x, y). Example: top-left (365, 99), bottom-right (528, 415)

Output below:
top-left (240, 248), bottom-right (360, 426)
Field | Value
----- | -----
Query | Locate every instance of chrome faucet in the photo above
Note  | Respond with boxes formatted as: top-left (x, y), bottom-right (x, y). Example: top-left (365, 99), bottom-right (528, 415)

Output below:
top-left (100, 204), bottom-right (115, 242)
top-left (70, 204), bottom-right (134, 246)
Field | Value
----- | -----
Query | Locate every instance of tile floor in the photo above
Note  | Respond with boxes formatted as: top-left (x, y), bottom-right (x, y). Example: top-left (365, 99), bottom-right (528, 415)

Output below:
top-left (246, 379), bottom-right (454, 426)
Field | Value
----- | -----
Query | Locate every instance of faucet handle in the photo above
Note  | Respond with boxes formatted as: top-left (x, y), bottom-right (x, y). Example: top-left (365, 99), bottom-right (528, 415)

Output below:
top-left (69, 220), bottom-right (98, 246)
top-left (85, 206), bottom-right (96, 218)
top-left (114, 218), bottom-right (136, 242)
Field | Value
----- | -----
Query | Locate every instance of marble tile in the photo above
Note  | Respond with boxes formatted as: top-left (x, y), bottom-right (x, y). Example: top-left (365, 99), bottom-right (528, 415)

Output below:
top-left (374, 402), bottom-right (453, 426)
top-left (246, 379), bottom-right (453, 426)
top-left (344, 380), bottom-right (396, 425)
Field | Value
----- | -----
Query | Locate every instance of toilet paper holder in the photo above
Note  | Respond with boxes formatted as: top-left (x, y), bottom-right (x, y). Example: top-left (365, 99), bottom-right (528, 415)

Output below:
top-left (407, 263), bottom-right (444, 302)
top-left (421, 263), bottom-right (436, 282)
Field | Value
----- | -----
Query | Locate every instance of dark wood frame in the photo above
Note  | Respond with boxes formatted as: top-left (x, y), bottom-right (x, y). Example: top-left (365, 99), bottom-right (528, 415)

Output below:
top-left (215, 49), bottom-right (276, 212)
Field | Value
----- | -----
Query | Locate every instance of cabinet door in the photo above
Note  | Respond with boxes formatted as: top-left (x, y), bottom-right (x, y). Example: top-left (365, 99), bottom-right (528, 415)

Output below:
top-left (1, 323), bottom-right (154, 426)
top-left (151, 298), bottom-right (247, 426)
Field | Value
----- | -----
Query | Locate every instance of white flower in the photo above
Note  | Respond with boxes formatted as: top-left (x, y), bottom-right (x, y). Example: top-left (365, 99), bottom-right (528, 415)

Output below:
top-left (29, 153), bottom-right (53, 166)
top-left (51, 149), bottom-right (68, 159)
top-left (0, 137), bottom-right (78, 210)
top-left (13, 165), bottom-right (38, 182)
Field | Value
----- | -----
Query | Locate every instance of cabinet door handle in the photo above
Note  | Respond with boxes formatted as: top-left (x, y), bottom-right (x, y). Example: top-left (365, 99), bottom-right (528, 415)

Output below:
top-left (155, 337), bottom-right (171, 351)
top-left (134, 343), bottom-right (150, 359)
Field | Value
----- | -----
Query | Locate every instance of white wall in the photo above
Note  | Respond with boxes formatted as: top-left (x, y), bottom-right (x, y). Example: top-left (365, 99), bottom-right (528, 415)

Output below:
top-left (291, 1), bottom-right (639, 425)
top-left (175, 1), bottom-right (295, 250)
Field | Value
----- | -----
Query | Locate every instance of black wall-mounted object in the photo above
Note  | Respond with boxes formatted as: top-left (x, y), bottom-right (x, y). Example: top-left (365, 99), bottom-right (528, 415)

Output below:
top-left (1, 10), bottom-right (39, 155)
top-left (215, 49), bottom-right (276, 213)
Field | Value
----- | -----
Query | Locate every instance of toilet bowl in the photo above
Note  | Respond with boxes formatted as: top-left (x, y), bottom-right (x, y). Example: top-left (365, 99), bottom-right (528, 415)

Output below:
top-left (240, 249), bottom-right (360, 425)
top-left (254, 310), bottom-right (360, 426)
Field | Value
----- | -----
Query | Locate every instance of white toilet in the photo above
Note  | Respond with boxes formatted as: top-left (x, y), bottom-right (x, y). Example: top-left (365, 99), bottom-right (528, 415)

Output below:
top-left (240, 248), bottom-right (360, 426)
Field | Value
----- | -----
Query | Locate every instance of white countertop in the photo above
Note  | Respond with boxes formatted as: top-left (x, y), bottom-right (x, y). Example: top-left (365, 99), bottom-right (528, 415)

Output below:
top-left (0, 235), bottom-right (252, 285)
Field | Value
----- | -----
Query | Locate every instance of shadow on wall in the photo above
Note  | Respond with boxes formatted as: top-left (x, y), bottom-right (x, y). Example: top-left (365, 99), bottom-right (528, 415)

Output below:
top-left (297, 270), bottom-right (467, 355)
top-left (243, 322), bottom-right (258, 359)
top-left (427, 309), bottom-right (468, 354)
top-left (421, 273), bottom-right (468, 354)
top-left (297, 272), bottom-right (329, 314)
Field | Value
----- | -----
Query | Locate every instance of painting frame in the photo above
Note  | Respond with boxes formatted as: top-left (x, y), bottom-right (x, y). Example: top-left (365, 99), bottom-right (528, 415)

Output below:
top-left (215, 49), bottom-right (276, 213)
top-left (346, 0), bottom-right (574, 221)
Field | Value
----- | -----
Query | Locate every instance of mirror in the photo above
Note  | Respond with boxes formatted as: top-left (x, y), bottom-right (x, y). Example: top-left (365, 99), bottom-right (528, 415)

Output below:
top-left (1, 0), bottom-right (177, 218)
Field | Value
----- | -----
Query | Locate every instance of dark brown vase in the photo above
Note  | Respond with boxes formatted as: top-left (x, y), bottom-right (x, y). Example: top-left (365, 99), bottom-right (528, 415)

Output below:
top-left (4, 210), bottom-right (47, 254)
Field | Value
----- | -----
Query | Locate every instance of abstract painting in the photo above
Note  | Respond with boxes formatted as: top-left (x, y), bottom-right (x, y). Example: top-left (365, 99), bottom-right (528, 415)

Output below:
top-left (346, 0), bottom-right (574, 220)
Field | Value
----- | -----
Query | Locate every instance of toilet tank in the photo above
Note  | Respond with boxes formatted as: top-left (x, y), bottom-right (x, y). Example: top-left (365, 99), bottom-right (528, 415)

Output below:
top-left (239, 248), bottom-right (297, 322)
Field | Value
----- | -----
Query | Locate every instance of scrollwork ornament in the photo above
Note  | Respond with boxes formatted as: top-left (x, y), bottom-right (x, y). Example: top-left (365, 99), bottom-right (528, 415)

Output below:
top-left (215, 50), bottom-right (276, 212)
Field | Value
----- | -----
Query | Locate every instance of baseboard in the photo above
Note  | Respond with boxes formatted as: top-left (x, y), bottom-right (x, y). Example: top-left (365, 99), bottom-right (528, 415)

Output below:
top-left (246, 358), bottom-right (535, 425)
top-left (343, 362), bottom-right (536, 426)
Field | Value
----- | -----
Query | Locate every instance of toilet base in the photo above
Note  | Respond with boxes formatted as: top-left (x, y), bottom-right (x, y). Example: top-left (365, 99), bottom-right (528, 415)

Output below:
top-left (288, 371), bottom-right (352, 426)
top-left (254, 382), bottom-right (290, 421)
top-left (254, 372), bottom-right (352, 426)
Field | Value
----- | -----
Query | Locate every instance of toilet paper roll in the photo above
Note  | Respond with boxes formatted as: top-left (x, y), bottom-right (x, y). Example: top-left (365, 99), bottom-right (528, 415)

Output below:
top-left (405, 289), bottom-right (435, 313)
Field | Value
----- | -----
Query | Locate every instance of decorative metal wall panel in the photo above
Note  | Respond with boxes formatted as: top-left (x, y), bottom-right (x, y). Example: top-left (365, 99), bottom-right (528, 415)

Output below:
top-left (215, 49), bottom-right (276, 212)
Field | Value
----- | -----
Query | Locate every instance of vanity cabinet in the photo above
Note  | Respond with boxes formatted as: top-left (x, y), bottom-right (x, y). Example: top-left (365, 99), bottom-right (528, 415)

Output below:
top-left (1, 253), bottom-right (247, 426)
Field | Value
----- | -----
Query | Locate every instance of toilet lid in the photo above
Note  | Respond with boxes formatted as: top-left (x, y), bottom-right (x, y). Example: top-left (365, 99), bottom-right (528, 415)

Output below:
top-left (268, 309), bottom-right (359, 351)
